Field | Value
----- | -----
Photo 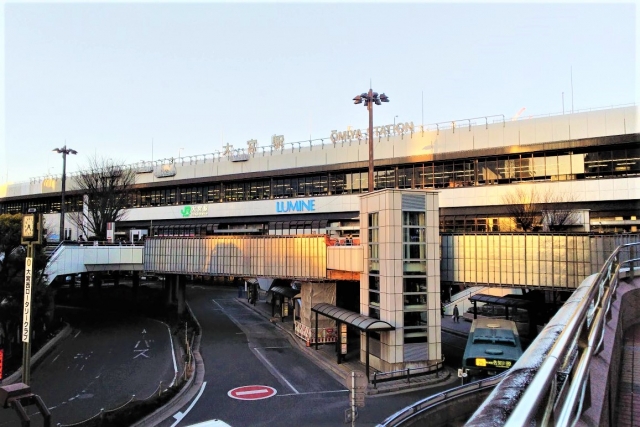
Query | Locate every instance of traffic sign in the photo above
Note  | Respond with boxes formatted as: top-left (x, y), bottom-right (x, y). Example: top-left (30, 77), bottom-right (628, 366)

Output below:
top-left (227, 385), bottom-right (277, 400)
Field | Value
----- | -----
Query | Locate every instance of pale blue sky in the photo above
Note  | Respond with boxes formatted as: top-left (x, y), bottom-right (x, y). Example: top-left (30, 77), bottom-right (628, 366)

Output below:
top-left (1, 1), bottom-right (637, 184)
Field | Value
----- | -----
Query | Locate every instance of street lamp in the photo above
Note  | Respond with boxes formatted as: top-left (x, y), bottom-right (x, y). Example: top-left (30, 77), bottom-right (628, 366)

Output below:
top-left (353, 89), bottom-right (389, 192)
top-left (52, 145), bottom-right (78, 242)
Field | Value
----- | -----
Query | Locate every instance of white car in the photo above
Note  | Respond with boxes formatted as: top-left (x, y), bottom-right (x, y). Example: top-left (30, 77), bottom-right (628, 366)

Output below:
top-left (185, 420), bottom-right (232, 427)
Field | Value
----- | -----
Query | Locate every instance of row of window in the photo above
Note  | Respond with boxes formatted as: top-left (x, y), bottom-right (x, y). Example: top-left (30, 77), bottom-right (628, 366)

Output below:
top-left (1, 147), bottom-right (638, 214)
top-left (368, 211), bottom-right (430, 345)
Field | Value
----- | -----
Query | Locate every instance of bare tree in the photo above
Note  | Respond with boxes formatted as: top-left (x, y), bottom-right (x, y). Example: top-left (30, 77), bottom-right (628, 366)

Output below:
top-left (501, 187), bottom-right (542, 232)
top-left (69, 156), bottom-right (136, 240)
top-left (541, 190), bottom-right (580, 231)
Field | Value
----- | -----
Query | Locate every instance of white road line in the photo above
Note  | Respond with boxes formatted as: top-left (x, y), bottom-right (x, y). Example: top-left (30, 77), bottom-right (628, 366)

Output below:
top-left (50, 353), bottom-right (61, 364)
top-left (257, 346), bottom-right (290, 349)
top-left (166, 323), bottom-right (178, 386)
top-left (170, 381), bottom-right (207, 427)
top-left (135, 340), bottom-right (140, 349)
top-left (211, 299), bottom-right (224, 310)
top-left (277, 389), bottom-right (349, 397)
top-left (237, 389), bottom-right (270, 396)
top-left (253, 348), bottom-right (299, 394)
top-left (73, 330), bottom-right (81, 338)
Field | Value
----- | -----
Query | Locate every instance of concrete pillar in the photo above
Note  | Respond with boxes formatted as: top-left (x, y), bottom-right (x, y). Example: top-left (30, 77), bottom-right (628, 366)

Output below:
top-left (80, 272), bottom-right (90, 299)
top-left (300, 282), bottom-right (336, 342)
top-left (166, 275), bottom-right (175, 305)
top-left (177, 275), bottom-right (186, 315)
top-left (132, 271), bottom-right (140, 299)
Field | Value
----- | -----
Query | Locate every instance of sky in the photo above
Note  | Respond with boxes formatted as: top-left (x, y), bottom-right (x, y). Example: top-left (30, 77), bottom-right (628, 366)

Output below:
top-left (1, 1), bottom-right (637, 184)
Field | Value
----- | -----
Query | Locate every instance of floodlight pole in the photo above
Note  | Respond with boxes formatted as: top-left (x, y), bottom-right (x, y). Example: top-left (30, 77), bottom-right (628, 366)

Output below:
top-left (367, 89), bottom-right (374, 193)
top-left (353, 89), bottom-right (388, 193)
top-left (53, 146), bottom-right (77, 242)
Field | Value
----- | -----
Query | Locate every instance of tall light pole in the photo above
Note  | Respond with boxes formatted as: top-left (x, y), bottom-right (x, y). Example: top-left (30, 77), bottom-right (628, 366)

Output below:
top-left (353, 89), bottom-right (389, 192)
top-left (53, 145), bottom-right (78, 242)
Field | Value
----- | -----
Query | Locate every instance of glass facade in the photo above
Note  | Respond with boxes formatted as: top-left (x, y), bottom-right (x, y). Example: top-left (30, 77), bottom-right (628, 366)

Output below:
top-left (1, 145), bottom-right (638, 215)
top-left (368, 212), bottom-right (380, 319)
top-left (402, 211), bottom-right (428, 344)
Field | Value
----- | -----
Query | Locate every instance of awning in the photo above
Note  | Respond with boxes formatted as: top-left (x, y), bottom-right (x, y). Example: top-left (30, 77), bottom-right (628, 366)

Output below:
top-left (469, 294), bottom-right (531, 309)
top-left (270, 286), bottom-right (298, 299)
top-left (312, 303), bottom-right (395, 331)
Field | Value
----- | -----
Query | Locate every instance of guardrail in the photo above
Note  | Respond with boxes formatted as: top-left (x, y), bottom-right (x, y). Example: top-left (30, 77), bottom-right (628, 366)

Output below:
top-left (372, 359), bottom-right (445, 388)
top-left (463, 241), bottom-right (640, 427)
top-left (376, 373), bottom-right (506, 427)
top-left (502, 241), bottom-right (639, 426)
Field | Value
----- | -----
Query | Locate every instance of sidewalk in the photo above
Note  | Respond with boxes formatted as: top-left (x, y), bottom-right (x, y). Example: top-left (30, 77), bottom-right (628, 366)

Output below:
top-left (238, 297), bottom-right (460, 395)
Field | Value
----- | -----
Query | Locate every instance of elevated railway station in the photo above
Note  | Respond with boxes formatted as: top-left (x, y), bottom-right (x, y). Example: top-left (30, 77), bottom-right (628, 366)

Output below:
top-left (2, 104), bottom-right (639, 424)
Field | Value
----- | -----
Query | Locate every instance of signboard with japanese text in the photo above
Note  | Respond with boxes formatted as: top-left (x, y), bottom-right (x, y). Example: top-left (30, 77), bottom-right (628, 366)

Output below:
top-left (22, 257), bottom-right (33, 343)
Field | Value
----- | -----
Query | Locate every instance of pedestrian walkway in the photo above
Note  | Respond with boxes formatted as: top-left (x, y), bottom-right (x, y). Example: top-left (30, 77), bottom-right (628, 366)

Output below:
top-left (238, 296), bottom-right (459, 395)
top-left (618, 322), bottom-right (640, 427)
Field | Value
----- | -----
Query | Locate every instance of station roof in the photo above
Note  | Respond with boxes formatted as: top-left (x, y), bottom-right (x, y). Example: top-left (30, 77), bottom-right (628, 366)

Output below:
top-left (469, 293), bottom-right (531, 309)
top-left (312, 303), bottom-right (395, 331)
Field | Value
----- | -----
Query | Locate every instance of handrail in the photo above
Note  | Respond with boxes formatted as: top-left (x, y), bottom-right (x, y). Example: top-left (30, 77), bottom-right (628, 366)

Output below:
top-left (462, 241), bottom-right (640, 427)
top-left (376, 373), bottom-right (506, 427)
top-left (372, 359), bottom-right (444, 388)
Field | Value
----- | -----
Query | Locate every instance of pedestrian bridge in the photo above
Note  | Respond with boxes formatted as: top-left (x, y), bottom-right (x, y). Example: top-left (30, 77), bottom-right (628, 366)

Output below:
top-left (45, 233), bottom-right (637, 292)
top-left (44, 236), bottom-right (363, 284)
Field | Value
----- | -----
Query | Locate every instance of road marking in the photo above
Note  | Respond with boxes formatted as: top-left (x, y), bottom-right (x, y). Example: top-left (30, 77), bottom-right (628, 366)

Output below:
top-left (73, 331), bottom-right (81, 338)
top-left (135, 340), bottom-right (140, 348)
top-left (51, 354), bottom-right (61, 364)
top-left (228, 385), bottom-right (277, 400)
top-left (253, 348), bottom-right (299, 394)
top-left (258, 346), bottom-right (290, 349)
top-left (278, 389), bottom-right (349, 397)
top-left (134, 349), bottom-right (149, 359)
top-left (166, 323), bottom-right (178, 386)
top-left (171, 381), bottom-right (207, 427)
top-left (142, 329), bottom-right (147, 334)
top-left (211, 299), bottom-right (224, 310)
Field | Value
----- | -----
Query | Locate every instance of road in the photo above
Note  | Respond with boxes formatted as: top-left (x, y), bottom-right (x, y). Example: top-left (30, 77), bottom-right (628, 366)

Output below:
top-left (165, 286), bottom-right (461, 427)
top-left (0, 306), bottom-right (177, 426)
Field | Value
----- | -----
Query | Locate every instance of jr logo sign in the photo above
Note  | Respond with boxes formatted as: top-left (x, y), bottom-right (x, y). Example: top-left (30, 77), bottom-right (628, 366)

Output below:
top-left (180, 205), bottom-right (208, 218)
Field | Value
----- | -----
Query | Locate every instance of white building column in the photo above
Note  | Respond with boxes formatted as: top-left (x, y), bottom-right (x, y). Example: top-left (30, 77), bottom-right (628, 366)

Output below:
top-left (359, 189), bottom-right (441, 372)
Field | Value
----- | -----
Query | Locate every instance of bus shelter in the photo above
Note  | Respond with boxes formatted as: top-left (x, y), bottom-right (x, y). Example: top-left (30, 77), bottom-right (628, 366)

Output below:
top-left (312, 303), bottom-right (395, 379)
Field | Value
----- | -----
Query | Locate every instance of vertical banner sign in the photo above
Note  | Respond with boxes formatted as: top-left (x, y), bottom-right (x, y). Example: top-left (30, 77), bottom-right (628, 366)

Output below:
top-left (106, 222), bottom-right (115, 243)
top-left (0, 349), bottom-right (4, 380)
top-left (22, 257), bottom-right (33, 343)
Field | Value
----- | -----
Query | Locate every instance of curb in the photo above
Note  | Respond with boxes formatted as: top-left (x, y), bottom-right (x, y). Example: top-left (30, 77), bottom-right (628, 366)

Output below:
top-left (0, 324), bottom-right (72, 386)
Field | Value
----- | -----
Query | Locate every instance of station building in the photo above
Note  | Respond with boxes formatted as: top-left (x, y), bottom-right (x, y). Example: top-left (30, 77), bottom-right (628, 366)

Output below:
top-left (1, 104), bottom-right (638, 372)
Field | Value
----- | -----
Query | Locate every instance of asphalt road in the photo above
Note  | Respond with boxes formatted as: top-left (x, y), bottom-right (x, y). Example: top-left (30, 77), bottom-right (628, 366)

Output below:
top-left (0, 306), bottom-right (177, 427)
top-left (166, 286), bottom-right (461, 427)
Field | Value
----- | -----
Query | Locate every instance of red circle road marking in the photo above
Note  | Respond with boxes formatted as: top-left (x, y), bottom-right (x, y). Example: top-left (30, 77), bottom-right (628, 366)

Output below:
top-left (227, 385), bottom-right (277, 400)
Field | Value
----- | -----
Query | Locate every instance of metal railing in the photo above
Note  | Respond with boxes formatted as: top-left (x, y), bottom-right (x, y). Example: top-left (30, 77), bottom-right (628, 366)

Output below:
top-left (377, 373), bottom-right (506, 427)
top-left (502, 242), bottom-right (639, 426)
top-left (372, 359), bottom-right (445, 388)
top-left (463, 241), bottom-right (640, 427)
